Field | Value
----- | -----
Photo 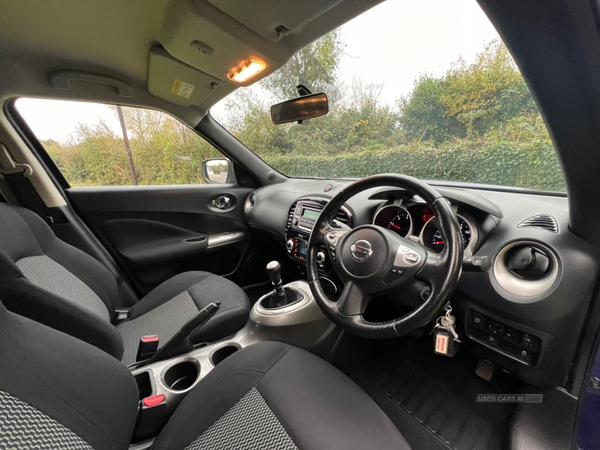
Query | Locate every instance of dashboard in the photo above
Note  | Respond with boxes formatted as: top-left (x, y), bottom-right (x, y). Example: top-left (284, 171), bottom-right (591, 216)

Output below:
top-left (243, 178), bottom-right (599, 388)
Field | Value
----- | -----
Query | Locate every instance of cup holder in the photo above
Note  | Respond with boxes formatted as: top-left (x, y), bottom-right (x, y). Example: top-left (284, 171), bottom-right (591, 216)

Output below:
top-left (211, 345), bottom-right (240, 366)
top-left (162, 360), bottom-right (200, 392)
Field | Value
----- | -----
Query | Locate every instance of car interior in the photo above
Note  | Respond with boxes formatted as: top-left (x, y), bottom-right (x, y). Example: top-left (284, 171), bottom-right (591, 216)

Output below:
top-left (1, 0), bottom-right (600, 449)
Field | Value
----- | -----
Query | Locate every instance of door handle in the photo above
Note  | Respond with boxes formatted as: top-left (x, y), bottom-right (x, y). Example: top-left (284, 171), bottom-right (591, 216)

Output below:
top-left (207, 232), bottom-right (246, 249)
top-left (212, 195), bottom-right (232, 209)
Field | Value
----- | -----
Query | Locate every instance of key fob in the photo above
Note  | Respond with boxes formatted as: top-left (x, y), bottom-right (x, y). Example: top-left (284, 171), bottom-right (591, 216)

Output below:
top-left (433, 328), bottom-right (458, 357)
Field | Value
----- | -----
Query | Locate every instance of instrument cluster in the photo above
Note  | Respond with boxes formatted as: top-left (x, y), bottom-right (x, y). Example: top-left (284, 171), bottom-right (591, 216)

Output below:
top-left (373, 203), bottom-right (478, 256)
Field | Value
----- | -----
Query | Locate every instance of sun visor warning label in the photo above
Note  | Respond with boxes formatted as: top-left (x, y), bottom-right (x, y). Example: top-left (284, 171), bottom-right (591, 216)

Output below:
top-left (171, 80), bottom-right (195, 99)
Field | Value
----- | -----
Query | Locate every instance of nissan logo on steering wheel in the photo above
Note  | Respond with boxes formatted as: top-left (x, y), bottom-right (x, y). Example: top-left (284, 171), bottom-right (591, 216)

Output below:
top-left (350, 239), bottom-right (373, 261)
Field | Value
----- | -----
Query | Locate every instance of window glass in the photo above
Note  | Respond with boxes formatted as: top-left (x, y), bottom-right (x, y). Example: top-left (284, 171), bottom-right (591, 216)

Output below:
top-left (212, 0), bottom-right (565, 192)
top-left (15, 99), bottom-right (226, 186)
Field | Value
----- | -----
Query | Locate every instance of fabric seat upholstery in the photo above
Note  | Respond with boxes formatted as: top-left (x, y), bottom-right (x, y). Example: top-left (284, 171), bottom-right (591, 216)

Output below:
top-left (153, 341), bottom-right (412, 450)
top-left (0, 203), bottom-right (250, 365)
top-left (117, 271), bottom-right (250, 365)
top-left (0, 300), bottom-right (412, 450)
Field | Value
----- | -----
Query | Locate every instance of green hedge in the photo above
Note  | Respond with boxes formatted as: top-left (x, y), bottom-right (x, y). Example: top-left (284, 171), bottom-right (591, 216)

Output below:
top-left (263, 138), bottom-right (565, 192)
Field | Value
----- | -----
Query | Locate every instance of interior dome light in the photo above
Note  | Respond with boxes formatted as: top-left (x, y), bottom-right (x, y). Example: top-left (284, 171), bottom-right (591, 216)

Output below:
top-left (228, 59), bottom-right (265, 82)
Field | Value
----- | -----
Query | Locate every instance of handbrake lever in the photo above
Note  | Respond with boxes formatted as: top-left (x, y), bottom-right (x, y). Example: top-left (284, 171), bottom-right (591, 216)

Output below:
top-left (145, 301), bottom-right (221, 365)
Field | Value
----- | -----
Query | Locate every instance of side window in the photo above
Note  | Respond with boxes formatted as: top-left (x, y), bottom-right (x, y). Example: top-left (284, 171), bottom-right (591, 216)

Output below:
top-left (14, 99), bottom-right (231, 186)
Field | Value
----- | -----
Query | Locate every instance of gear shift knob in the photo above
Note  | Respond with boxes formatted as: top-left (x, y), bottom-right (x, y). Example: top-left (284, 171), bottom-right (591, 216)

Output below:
top-left (266, 261), bottom-right (287, 308)
top-left (266, 260), bottom-right (283, 289)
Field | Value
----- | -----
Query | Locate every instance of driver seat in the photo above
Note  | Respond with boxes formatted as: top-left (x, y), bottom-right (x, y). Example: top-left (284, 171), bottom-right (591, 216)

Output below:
top-left (0, 299), bottom-right (411, 450)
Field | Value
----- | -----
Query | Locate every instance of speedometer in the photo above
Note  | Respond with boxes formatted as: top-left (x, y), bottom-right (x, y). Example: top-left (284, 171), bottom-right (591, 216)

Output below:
top-left (373, 205), bottom-right (413, 238)
top-left (421, 215), bottom-right (474, 254)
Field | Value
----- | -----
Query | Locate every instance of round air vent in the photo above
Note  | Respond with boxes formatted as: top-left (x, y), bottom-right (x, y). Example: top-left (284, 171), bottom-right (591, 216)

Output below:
top-left (244, 192), bottom-right (256, 213)
top-left (492, 241), bottom-right (559, 298)
top-left (504, 245), bottom-right (550, 280)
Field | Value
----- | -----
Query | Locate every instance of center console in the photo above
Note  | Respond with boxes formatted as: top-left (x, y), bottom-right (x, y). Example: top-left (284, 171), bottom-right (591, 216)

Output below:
top-left (285, 199), bottom-right (352, 264)
top-left (285, 199), bottom-right (352, 297)
top-left (129, 277), bottom-right (333, 444)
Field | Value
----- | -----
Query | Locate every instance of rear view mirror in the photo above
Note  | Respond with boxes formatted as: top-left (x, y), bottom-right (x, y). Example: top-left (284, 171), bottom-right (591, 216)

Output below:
top-left (270, 93), bottom-right (328, 125)
top-left (201, 158), bottom-right (235, 184)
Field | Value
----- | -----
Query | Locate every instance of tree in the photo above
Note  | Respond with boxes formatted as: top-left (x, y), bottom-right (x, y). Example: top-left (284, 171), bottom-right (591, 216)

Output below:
top-left (259, 30), bottom-right (345, 103)
top-left (398, 75), bottom-right (459, 143)
top-left (399, 39), bottom-right (536, 144)
top-left (441, 40), bottom-right (535, 137)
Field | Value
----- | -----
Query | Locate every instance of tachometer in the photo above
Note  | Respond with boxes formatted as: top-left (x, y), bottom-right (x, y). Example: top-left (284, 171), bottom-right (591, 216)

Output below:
top-left (373, 205), bottom-right (413, 238)
top-left (421, 215), bottom-right (474, 253)
top-left (387, 211), bottom-right (412, 236)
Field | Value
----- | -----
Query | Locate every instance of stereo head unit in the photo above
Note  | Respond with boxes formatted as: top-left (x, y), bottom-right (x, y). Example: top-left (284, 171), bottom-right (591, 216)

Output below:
top-left (291, 201), bottom-right (323, 232)
top-left (285, 199), bottom-right (352, 265)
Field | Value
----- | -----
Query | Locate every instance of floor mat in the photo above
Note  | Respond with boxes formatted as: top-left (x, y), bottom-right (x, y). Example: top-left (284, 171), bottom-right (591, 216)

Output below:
top-left (351, 335), bottom-right (518, 450)
top-left (381, 361), bottom-right (492, 450)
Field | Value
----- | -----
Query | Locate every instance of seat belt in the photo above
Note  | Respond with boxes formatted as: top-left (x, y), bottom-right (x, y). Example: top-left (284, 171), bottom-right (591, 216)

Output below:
top-left (0, 143), bottom-right (53, 223)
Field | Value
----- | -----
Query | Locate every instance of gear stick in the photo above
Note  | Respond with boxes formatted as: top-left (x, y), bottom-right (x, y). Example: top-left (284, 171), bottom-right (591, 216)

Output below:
top-left (266, 261), bottom-right (287, 308)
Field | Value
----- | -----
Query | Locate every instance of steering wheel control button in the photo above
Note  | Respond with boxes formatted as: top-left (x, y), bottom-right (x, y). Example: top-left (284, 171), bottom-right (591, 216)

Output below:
top-left (394, 246), bottom-right (421, 268)
top-left (350, 240), bottom-right (373, 261)
top-left (327, 231), bottom-right (346, 246)
top-left (383, 268), bottom-right (405, 284)
top-left (404, 253), bottom-right (420, 264)
top-left (327, 245), bottom-right (337, 262)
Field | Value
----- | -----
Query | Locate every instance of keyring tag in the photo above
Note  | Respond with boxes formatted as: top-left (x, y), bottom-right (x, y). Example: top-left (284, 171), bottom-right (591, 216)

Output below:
top-left (431, 304), bottom-right (460, 357)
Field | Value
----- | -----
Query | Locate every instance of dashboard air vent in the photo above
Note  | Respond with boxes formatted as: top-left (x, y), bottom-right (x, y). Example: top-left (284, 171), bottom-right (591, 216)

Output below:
top-left (335, 208), bottom-right (352, 227)
top-left (518, 214), bottom-right (559, 233)
top-left (244, 193), bottom-right (257, 214)
top-left (287, 202), bottom-right (298, 228)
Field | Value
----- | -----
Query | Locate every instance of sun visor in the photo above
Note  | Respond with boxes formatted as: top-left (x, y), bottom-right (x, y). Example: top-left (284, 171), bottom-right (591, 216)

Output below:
top-left (208, 0), bottom-right (345, 41)
top-left (147, 48), bottom-right (223, 107)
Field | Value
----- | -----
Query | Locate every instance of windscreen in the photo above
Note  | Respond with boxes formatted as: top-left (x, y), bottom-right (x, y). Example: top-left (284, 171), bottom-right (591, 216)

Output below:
top-left (212, 0), bottom-right (565, 192)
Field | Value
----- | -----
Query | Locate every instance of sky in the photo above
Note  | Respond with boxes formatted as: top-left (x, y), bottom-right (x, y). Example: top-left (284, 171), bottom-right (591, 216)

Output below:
top-left (16, 0), bottom-right (500, 142)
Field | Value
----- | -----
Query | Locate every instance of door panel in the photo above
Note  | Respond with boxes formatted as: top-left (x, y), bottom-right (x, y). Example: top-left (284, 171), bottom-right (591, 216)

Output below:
top-left (67, 184), bottom-right (252, 295)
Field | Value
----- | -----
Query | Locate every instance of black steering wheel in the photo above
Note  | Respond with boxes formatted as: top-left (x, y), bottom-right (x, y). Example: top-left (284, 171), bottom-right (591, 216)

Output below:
top-left (307, 174), bottom-right (463, 339)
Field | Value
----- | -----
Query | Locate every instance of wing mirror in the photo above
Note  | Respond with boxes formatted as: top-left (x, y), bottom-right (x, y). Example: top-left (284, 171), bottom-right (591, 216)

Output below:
top-left (201, 158), bottom-right (235, 184)
top-left (270, 92), bottom-right (328, 125)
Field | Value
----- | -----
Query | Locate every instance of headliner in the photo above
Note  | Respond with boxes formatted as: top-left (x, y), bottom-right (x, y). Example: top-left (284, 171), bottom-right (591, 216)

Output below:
top-left (0, 0), bottom-right (382, 127)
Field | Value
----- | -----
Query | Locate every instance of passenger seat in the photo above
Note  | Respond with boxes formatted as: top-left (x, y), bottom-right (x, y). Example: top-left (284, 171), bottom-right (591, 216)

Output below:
top-left (0, 203), bottom-right (250, 365)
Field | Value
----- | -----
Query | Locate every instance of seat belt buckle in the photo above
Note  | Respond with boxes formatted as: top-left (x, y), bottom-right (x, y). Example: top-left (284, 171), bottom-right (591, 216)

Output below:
top-left (134, 395), bottom-right (167, 441)
top-left (137, 335), bottom-right (159, 362)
